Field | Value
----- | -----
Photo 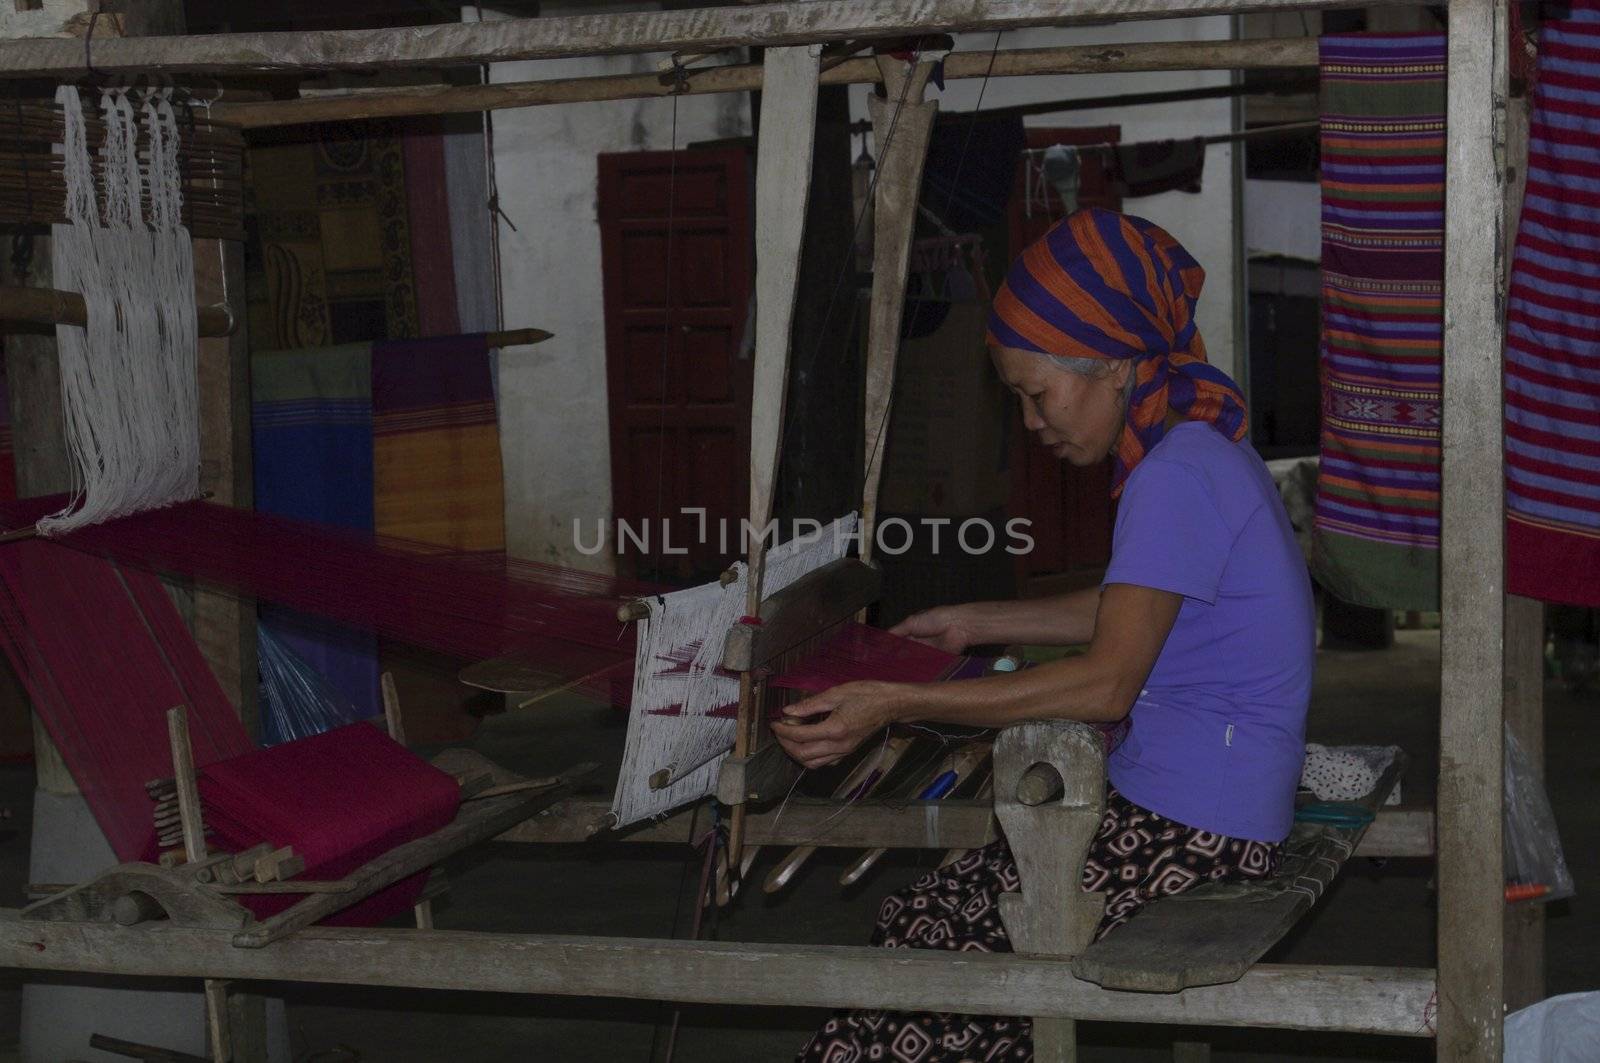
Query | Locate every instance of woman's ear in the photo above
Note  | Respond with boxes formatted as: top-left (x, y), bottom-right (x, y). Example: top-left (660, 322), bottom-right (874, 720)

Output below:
top-left (1106, 359), bottom-right (1134, 390)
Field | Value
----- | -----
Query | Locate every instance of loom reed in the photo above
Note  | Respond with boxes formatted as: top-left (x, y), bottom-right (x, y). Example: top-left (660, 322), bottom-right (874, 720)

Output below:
top-left (0, 95), bottom-right (245, 240)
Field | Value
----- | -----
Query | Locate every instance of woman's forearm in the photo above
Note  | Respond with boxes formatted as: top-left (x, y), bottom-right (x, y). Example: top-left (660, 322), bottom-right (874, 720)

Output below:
top-left (888, 654), bottom-right (1130, 729)
top-left (958, 586), bottom-right (1100, 647)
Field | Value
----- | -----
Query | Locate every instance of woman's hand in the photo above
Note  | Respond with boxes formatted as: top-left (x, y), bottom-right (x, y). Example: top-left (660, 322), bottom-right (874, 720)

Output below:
top-left (771, 681), bottom-right (906, 770)
top-left (889, 605), bottom-right (978, 654)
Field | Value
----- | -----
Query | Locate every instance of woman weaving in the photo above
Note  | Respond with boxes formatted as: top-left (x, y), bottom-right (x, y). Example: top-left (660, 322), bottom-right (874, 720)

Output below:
top-left (776, 209), bottom-right (1315, 1061)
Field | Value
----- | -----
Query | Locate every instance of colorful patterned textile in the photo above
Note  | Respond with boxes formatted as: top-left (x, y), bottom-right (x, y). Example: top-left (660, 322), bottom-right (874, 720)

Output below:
top-left (987, 208), bottom-right (1248, 496)
top-left (1312, 34), bottom-right (1447, 610)
top-left (244, 123), bottom-right (420, 350)
top-left (797, 786), bottom-right (1281, 1062)
top-left (1505, 5), bottom-right (1600, 606)
top-left (372, 334), bottom-right (505, 552)
top-left (254, 336), bottom-right (508, 740)
top-left (252, 343), bottom-right (381, 717)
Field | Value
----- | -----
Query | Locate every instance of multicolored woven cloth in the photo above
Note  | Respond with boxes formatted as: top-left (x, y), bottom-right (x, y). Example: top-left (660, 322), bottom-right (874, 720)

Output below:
top-left (372, 334), bottom-right (505, 553)
top-left (252, 343), bottom-right (381, 717)
top-left (1312, 34), bottom-right (1447, 610)
top-left (1505, 4), bottom-right (1600, 607)
top-left (987, 207), bottom-right (1247, 496)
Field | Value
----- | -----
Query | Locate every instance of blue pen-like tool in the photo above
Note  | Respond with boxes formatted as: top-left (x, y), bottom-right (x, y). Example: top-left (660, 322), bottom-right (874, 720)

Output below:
top-left (838, 742), bottom-right (991, 887)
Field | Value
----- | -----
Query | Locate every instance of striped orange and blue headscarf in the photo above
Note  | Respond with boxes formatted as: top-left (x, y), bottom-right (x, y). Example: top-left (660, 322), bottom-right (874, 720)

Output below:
top-left (987, 208), bottom-right (1247, 496)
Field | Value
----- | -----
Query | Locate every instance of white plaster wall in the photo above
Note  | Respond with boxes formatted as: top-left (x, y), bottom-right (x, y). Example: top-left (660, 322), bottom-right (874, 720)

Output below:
top-left (484, 3), bottom-right (749, 571)
top-left (486, 12), bottom-right (1240, 570)
top-left (1245, 177), bottom-right (1321, 262)
top-left (864, 19), bottom-right (1244, 382)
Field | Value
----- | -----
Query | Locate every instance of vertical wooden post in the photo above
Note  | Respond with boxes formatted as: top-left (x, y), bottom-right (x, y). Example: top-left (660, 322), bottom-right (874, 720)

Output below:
top-left (731, 42), bottom-right (821, 870)
top-left (992, 722), bottom-right (1107, 1063)
top-left (193, 229), bottom-right (258, 731)
top-left (167, 706), bottom-right (234, 1063)
top-left (382, 671), bottom-right (436, 930)
top-left (1439, 0), bottom-right (1509, 1056)
top-left (1499, 85), bottom-right (1545, 1015)
top-left (859, 55), bottom-right (938, 565)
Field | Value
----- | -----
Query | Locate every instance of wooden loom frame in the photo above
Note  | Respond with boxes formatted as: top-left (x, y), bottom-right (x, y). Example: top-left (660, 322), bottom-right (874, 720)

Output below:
top-left (0, 1), bottom-right (1530, 1061)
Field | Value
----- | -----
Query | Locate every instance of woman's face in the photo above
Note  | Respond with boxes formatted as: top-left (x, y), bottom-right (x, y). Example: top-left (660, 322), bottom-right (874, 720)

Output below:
top-left (990, 345), bottom-right (1130, 466)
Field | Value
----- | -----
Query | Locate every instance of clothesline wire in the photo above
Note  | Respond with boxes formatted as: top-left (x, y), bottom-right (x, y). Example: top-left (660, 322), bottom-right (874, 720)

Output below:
top-left (1017, 118), bottom-right (1319, 159)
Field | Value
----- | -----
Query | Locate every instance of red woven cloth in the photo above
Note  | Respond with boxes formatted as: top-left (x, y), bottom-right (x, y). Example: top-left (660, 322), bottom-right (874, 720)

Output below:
top-left (0, 538), bottom-right (458, 924)
top-left (200, 722), bottom-right (459, 922)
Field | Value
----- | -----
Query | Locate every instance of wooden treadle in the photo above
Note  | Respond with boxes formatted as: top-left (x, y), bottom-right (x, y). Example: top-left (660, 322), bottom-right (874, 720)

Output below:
top-left (1070, 754), bottom-right (1408, 993)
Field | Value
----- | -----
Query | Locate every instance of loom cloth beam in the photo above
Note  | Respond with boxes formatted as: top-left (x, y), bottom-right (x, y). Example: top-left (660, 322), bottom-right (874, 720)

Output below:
top-left (860, 54), bottom-right (938, 565)
top-left (731, 43), bottom-right (822, 871)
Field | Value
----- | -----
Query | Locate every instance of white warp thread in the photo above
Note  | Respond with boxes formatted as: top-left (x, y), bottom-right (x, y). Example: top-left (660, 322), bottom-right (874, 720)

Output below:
top-left (41, 86), bottom-right (199, 536)
top-left (611, 513), bottom-right (859, 827)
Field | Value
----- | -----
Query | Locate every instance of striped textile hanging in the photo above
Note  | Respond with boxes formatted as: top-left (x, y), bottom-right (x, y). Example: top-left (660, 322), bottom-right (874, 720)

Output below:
top-left (1311, 34), bottom-right (1447, 610)
top-left (1505, 3), bottom-right (1600, 607)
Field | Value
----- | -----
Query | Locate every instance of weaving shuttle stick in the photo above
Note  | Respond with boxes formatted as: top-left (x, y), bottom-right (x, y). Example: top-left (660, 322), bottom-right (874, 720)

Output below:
top-left (166, 706), bottom-right (233, 1062)
top-left (381, 671), bottom-right (434, 929)
top-left (859, 54), bottom-right (939, 567)
top-left (731, 42), bottom-right (822, 872)
top-left (837, 740), bottom-right (990, 887)
top-left (763, 732), bottom-right (913, 894)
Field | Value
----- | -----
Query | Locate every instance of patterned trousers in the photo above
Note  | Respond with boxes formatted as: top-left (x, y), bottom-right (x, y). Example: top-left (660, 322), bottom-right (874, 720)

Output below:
top-left (797, 786), bottom-right (1281, 1063)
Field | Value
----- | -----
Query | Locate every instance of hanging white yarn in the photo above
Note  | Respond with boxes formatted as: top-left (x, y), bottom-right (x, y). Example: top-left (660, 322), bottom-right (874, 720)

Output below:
top-left (40, 85), bottom-right (199, 536)
top-left (611, 513), bottom-right (860, 827)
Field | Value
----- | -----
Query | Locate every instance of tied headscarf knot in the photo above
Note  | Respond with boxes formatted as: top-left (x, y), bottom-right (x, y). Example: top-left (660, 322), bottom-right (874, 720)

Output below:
top-left (986, 208), bottom-right (1248, 496)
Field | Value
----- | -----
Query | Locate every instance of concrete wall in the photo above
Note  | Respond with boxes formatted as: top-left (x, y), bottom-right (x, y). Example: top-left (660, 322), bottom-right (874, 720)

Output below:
top-left (486, 13), bottom-right (1241, 570)
top-left (1245, 178), bottom-right (1320, 261)
top-left (485, 3), bottom-right (749, 572)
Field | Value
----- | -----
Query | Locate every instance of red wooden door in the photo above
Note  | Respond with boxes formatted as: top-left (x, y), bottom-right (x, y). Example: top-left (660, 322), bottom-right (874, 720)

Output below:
top-left (599, 149), bottom-right (753, 583)
top-left (1005, 127), bottom-right (1123, 586)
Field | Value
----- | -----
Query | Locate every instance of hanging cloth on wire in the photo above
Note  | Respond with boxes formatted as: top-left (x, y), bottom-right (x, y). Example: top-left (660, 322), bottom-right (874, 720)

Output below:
top-left (1310, 34), bottom-right (1447, 610)
top-left (1109, 136), bottom-right (1206, 198)
top-left (1505, 1), bottom-right (1600, 607)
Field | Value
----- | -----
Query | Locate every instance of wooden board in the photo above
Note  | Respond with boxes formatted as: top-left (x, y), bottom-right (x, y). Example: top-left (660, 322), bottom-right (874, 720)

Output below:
top-left (0, 2), bottom-right (1426, 78)
top-left (1438, 0), bottom-right (1509, 1056)
top-left (498, 796), bottom-right (1432, 858)
top-left (0, 915), bottom-right (1436, 1037)
top-left (216, 37), bottom-right (1321, 128)
top-left (1071, 758), bottom-right (1407, 993)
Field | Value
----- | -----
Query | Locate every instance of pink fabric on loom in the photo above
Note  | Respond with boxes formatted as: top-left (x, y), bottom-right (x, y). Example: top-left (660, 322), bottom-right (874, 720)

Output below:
top-left (0, 539), bottom-right (458, 925)
top-left (200, 722), bottom-right (459, 922)
top-left (0, 496), bottom-right (648, 704)
top-left (0, 540), bottom-right (253, 859)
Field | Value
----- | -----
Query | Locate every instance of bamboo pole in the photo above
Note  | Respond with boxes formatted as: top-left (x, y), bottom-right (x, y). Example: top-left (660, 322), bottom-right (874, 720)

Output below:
top-left (215, 36), bottom-right (1320, 129)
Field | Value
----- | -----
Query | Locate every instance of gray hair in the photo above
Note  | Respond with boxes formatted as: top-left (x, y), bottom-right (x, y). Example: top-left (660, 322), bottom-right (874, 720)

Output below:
top-left (1041, 352), bottom-right (1136, 405)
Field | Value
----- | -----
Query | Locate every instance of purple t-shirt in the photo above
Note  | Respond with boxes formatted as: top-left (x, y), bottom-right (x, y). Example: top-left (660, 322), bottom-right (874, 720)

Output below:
top-left (1102, 421), bottom-right (1314, 842)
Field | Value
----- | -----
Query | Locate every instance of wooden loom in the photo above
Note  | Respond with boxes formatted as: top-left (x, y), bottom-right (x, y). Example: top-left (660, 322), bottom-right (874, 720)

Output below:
top-left (0, 4), bottom-right (1533, 1063)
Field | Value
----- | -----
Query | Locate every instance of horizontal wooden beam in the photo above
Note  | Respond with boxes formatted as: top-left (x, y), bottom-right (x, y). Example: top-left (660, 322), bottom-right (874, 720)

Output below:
top-left (0, 913), bottom-right (1436, 1036)
top-left (0, 1), bottom-right (1417, 79)
top-left (506, 798), bottom-right (1436, 858)
top-left (0, 285), bottom-right (234, 337)
top-left (216, 36), bottom-right (1319, 128)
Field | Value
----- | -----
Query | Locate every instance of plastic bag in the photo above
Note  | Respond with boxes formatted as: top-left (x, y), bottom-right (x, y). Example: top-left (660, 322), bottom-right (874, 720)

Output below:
top-left (1505, 992), bottom-right (1600, 1062)
top-left (1504, 724), bottom-right (1575, 903)
top-left (258, 624), bottom-right (371, 747)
